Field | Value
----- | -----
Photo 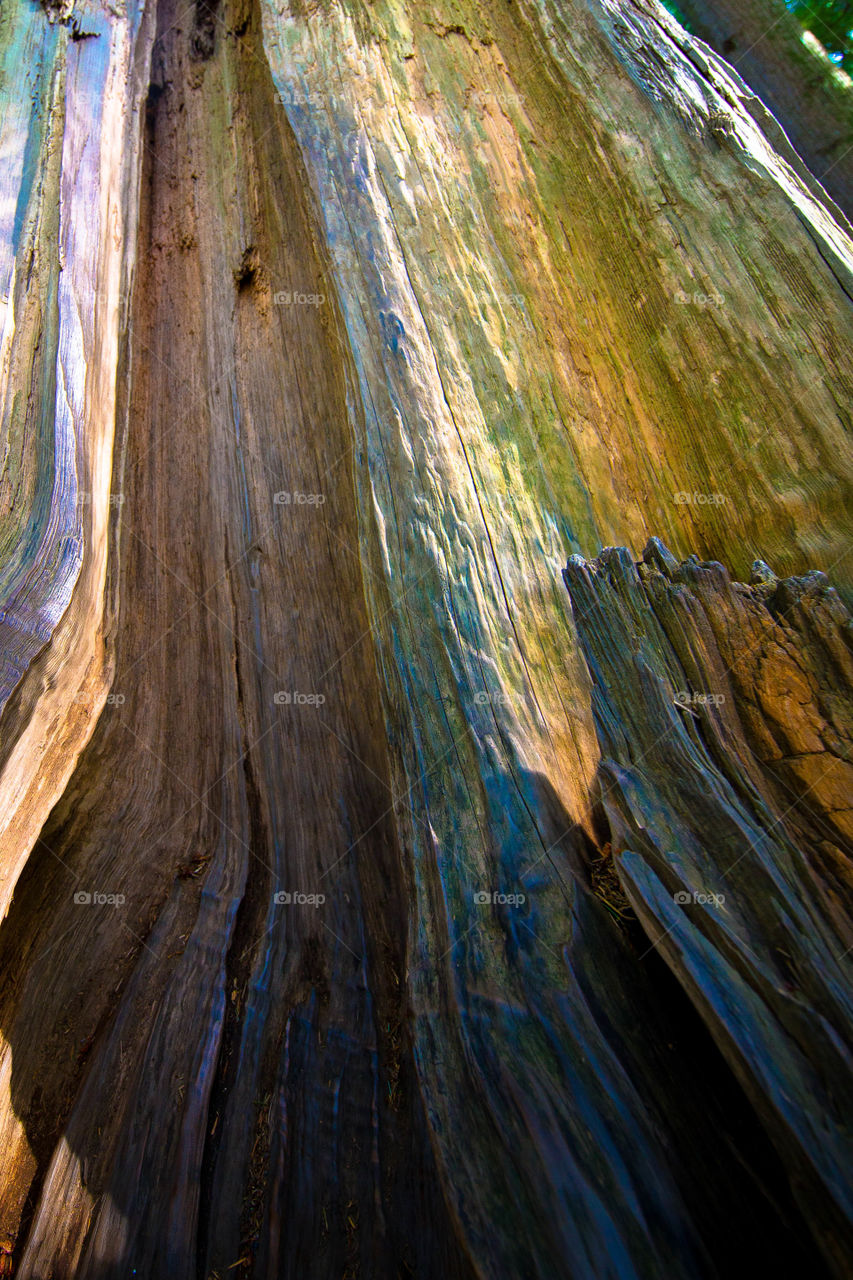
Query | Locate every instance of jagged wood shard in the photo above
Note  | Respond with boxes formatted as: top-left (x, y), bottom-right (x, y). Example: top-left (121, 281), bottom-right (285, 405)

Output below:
top-left (0, 0), bottom-right (850, 1276)
top-left (564, 541), bottom-right (853, 1274)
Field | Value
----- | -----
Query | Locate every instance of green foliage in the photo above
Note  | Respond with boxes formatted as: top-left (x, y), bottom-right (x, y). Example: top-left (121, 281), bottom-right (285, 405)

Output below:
top-left (659, 0), bottom-right (851, 72)
top-left (787, 0), bottom-right (853, 71)
top-left (658, 0), bottom-right (694, 32)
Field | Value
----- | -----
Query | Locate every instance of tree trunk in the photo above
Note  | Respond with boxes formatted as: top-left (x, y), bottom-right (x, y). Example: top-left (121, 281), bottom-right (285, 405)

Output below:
top-left (0, 0), bottom-right (851, 1276)
top-left (671, 0), bottom-right (853, 216)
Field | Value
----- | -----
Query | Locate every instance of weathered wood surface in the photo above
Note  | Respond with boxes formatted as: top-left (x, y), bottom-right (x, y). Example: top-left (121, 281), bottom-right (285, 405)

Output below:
top-left (565, 540), bottom-right (853, 1274)
top-left (0, 0), bottom-right (849, 1275)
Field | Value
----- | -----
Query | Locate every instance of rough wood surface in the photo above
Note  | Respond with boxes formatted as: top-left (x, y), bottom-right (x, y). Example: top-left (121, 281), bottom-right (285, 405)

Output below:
top-left (0, 0), bottom-right (850, 1276)
top-left (564, 539), bottom-right (853, 1274)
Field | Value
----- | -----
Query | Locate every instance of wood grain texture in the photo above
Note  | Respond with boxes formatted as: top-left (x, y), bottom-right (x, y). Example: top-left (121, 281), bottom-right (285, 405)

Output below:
top-left (0, 0), bottom-right (849, 1275)
top-left (564, 539), bottom-right (853, 1273)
